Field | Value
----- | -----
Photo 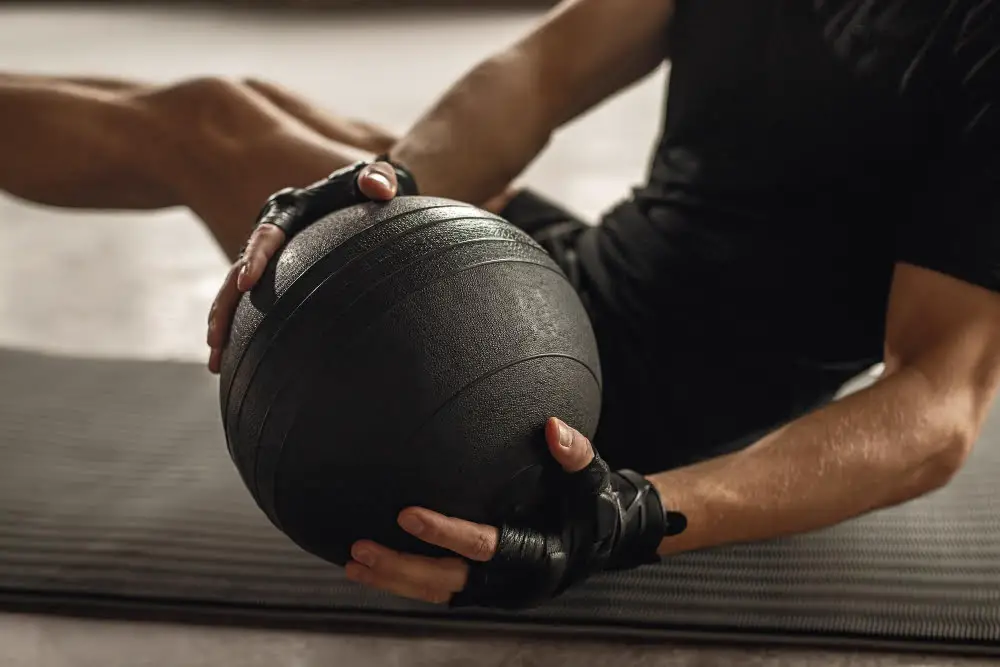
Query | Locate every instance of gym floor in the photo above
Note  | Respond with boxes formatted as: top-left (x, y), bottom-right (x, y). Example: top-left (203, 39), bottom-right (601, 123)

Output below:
top-left (0, 4), bottom-right (986, 666)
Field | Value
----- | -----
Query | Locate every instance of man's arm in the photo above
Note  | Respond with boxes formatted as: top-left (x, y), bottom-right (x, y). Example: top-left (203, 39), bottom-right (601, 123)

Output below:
top-left (205, 0), bottom-right (677, 361)
top-left (651, 263), bottom-right (1000, 555)
top-left (387, 0), bottom-right (675, 207)
top-left (3, 0), bottom-right (674, 243)
top-left (332, 261), bottom-right (1000, 606)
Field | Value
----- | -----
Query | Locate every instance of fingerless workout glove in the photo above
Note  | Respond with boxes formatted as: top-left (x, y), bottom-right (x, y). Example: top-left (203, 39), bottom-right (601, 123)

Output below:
top-left (449, 455), bottom-right (687, 610)
top-left (253, 155), bottom-right (419, 239)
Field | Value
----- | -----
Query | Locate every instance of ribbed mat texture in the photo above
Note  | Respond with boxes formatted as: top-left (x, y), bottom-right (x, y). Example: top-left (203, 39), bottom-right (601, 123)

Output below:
top-left (0, 349), bottom-right (998, 651)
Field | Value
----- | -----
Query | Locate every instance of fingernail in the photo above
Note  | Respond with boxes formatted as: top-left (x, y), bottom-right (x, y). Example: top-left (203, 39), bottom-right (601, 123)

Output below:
top-left (367, 171), bottom-right (392, 190)
top-left (399, 514), bottom-right (424, 536)
top-left (556, 419), bottom-right (573, 449)
top-left (237, 262), bottom-right (251, 291)
top-left (352, 545), bottom-right (375, 567)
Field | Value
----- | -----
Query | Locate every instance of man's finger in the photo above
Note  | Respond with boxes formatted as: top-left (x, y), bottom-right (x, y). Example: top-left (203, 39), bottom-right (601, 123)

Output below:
top-left (545, 417), bottom-right (595, 473)
top-left (206, 263), bottom-right (243, 350)
top-left (357, 162), bottom-right (398, 201)
top-left (547, 418), bottom-right (610, 500)
top-left (206, 224), bottom-right (286, 369)
top-left (208, 346), bottom-right (223, 375)
top-left (348, 540), bottom-right (468, 593)
top-left (344, 561), bottom-right (454, 605)
top-left (397, 508), bottom-right (499, 563)
top-left (236, 224), bottom-right (286, 292)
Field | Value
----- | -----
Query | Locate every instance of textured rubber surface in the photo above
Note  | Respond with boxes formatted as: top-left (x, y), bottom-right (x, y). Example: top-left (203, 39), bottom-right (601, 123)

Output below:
top-left (1, 348), bottom-right (999, 654)
top-left (219, 196), bottom-right (602, 565)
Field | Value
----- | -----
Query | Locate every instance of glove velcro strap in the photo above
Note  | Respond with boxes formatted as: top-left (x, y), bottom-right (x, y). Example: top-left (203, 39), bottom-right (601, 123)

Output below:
top-left (604, 469), bottom-right (670, 570)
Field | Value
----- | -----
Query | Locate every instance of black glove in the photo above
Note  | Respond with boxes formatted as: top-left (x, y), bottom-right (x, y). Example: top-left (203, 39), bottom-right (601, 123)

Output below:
top-left (252, 155), bottom-right (419, 240)
top-left (449, 452), bottom-right (687, 610)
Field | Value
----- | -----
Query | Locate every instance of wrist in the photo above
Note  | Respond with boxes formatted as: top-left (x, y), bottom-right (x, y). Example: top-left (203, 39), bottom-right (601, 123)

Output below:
top-left (605, 470), bottom-right (688, 570)
top-left (382, 146), bottom-right (516, 213)
top-left (603, 470), bottom-right (666, 569)
top-left (483, 188), bottom-right (521, 215)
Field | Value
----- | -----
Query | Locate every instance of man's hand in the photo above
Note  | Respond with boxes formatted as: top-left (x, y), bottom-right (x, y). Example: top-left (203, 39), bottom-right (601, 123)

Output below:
top-left (0, 71), bottom-right (419, 373)
top-left (344, 417), bottom-right (681, 609)
top-left (205, 150), bottom-right (516, 374)
top-left (204, 158), bottom-right (403, 373)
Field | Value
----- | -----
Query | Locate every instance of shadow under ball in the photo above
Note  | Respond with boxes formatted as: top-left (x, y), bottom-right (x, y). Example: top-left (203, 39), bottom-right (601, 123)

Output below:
top-left (219, 196), bottom-right (602, 565)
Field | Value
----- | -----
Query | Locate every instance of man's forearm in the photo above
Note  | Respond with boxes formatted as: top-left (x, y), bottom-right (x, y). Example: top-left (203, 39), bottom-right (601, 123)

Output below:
top-left (387, 52), bottom-right (555, 209)
top-left (387, 0), bottom-right (674, 208)
top-left (651, 365), bottom-right (977, 555)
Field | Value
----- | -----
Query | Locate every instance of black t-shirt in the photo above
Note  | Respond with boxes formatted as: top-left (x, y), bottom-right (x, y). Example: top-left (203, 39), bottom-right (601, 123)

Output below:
top-left (577, 0), bottom-right (1000, 469)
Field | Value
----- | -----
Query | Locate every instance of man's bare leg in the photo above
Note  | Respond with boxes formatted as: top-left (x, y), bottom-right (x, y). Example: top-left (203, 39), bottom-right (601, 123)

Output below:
top-left (0, 76), bottom-right (180, 211)
top-left (0, 72), bottom-right (153, 92)
top-left (0, 74), bottom-right (406, 260)
top-left (0, 71), bottom-right (519, 263)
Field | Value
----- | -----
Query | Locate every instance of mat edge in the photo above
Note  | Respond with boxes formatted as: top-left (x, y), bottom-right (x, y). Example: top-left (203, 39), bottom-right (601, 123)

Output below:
top-left (0, 590), bottom-right (997, 659)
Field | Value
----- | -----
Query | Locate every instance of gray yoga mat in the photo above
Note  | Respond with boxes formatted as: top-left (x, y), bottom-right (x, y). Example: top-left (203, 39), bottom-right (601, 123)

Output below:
top-left (0, 348), bottom-right (998, 654)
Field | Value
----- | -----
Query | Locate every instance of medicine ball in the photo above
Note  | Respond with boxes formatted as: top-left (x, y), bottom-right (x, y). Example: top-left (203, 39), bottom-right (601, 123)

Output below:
top-left (219, 196), bottom-right (602, 565)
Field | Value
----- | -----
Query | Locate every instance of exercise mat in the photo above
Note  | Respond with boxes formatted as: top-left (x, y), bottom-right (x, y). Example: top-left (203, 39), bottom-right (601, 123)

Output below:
top-left (0, 348), bottom-right (998, 654)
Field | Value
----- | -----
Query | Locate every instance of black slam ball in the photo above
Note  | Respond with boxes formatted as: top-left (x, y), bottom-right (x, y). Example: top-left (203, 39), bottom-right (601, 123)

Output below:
top-left (219, 196), bottom-right (602, 565)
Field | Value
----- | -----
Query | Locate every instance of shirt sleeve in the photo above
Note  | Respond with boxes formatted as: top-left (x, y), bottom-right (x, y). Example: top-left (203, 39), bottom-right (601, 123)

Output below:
top-left (894, 3), bottom-right (1000, 293)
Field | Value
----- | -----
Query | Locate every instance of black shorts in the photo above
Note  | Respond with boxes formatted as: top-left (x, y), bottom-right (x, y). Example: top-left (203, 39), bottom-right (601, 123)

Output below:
top-left (498, 190), bottom-right (849, 473)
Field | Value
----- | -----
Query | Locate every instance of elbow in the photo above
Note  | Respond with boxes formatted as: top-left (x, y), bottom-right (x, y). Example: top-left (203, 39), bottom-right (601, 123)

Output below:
top-left (918, 418), bottom-right (978, 492)
top-left (891, 359), bottom-right (990, 496)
